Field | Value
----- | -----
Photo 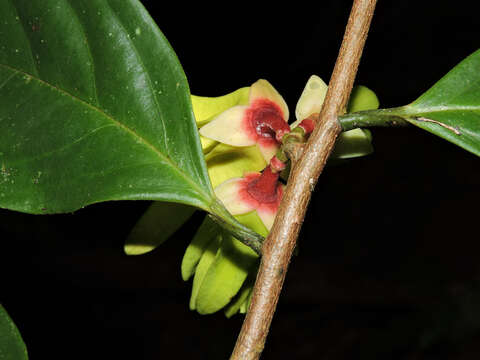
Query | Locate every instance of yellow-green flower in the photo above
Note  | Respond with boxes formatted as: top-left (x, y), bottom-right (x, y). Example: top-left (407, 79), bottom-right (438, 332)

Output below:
top-left (199, 79), bottom-right (290, 163)
top-left (124, 86), bottom-right (268, 255)
top-left (124, 77), bottom-right (380, 318)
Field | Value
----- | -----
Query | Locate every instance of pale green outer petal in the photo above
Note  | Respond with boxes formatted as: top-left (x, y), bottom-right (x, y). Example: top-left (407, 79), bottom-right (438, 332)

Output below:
top-left (249, 79), bottom-right (289, 121)
top-left (257, 208), bottom-right (276, 231)
top-left (331, 84), bottom-right (379, 159)
top-left (181, 216), bottom-right (218, 281)
top-left (124, 202), bottom-right (195, 255)
top-left (347, 85), bottom-right (379, 113)
top-left (240, 288), bottom-right (253, 314)
top-left (200, 135), bottom-right (218, 153)
top-left (214, 178), bottom-right (256, 215)
top-left (240, 298), bottom-right (249, 313)
top-left (190, 234), bottom-right (222, 310)
top-left (206, 144), bottom-right (266, 188)
top-left (191, 87), bottom-right (250, 124)
top-left (236, 211), bottom-right (269, 238)
top-left (295, 75), bottom-right (328, 122)
top-left (195, 233), bottom-right (258, 315)
top-left (224, 280), bottom-right (253, 318)
top-left (331, 128), bottom-right (373, 159)
top-left (199, 105), bottom-right (256, 146)
top-left (256, 141), bottom-right (280, 163)
top-left (256, 184), bottom-right (285, 230)
top-left (194, 213), bottom-right (261, 315)
top-left (292, 80), bottom-right (378, 160)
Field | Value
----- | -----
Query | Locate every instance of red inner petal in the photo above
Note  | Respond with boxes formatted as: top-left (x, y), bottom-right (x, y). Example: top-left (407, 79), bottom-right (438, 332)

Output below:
top-left (258, 185), bottom-right (284, 215)
top-left (257, 136), bottom-right (278, 150)
top-left (237, 174), bottom-right (261, 209)
top-left (246, 166), bottom-right (280, 204)
top-left (247, 99), bottom-right (290, 142)
top-left (298, 117), bottom-right (316, 134)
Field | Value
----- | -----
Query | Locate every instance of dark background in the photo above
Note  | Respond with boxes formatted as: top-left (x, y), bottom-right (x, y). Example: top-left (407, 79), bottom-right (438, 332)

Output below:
top-left (2, 1), bottom-right (480, 359)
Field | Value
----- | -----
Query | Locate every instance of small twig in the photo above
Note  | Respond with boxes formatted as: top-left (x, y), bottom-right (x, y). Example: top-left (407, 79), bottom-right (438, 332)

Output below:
top-left (338, 110), bottom-right (410, 131)
top-left (415, 116), bottom-right (461, 135)
top-left (209, 200), bottom-right (264, 256)
top-left (229, 1), bottom-right (378, 359)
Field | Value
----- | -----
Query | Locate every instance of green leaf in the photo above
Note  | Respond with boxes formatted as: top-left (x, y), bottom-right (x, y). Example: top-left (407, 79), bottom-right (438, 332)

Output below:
top-left (0, 0), bottom-right (214, 214)
top-left (0, 305), bottom-right (28, 360)
top-left (343, 49), bottom-right (480, 157)
top-left (401, 49), bottom-right (480, 157)
top-left (125, 88), bottom-right (262, 256)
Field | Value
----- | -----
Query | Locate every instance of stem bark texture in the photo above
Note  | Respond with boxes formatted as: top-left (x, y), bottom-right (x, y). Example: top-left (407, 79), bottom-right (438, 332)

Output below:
top-left (230, 1), bottom-right (378, 359)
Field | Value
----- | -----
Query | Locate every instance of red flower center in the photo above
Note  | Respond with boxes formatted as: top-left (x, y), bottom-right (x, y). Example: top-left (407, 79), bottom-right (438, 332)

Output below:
top-left (246, 166), bottom-right (280, 204)
top-left (247, 99), bottom-right (290, 143)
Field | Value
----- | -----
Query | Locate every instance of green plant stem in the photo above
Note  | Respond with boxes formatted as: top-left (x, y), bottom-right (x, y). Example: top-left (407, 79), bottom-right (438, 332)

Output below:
top-left (230, 0), bottom-right (378, 359)
top-left (209, 200), bottom-right (264, 256)
top-left (338, 108), bottom-right (411, 131)
top-left (340, 106), bottom-right (466, 138)
top-left (210, 108), bottom-right (411, 257)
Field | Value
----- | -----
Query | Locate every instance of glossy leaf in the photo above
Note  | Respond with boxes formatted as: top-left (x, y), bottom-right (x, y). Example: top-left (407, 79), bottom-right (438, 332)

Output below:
top-left (0, 0), bottom-right (214, 214)
top-left (401, 49), bottom-right (480, 157)
top-left (0, 305), bottom-right (28, 360)
top-left (342, 49), bottom-right (480, 157)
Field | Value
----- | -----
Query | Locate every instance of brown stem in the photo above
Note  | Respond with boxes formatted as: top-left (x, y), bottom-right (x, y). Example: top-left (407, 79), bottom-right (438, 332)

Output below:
top-left (230, 1), bottom-right (378, 359)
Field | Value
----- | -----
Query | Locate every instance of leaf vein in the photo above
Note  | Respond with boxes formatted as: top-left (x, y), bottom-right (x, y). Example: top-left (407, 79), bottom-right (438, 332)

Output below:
top-left (7, 0), bottom-right (40, 77)
top-left (0, 63), bottom-right (211, 203)
top-left (104, 0), bottom-right (170, 156)
top-left (0, 69), bottom-right (19, 90)
top-left (409, 105), bottom-right (480, 114)
top-left (64, 0), bottom-right (100, 106)
top-left (0, 124), bottom-right (116, 166)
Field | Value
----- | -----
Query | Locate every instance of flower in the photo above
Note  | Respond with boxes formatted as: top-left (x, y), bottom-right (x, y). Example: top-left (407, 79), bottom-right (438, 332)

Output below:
top-left (125, 87), bottom-right (268, 255)
top-left (205, 143), bottom-right (266, 189)
top-left (214, 165), bottom-right (284, 230)
top-left (292, 74), bottom-right (377, 159)
top-left (192, 88), bottom-right (268, 188)
top-left (199, 79), bottom-right (290, 162)
top-left (191, 86), bottom-right (250, 154)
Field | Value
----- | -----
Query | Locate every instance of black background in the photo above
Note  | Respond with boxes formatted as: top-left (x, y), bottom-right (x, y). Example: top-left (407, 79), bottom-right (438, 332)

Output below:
top-left (2, 1), bottom-right (480, 359)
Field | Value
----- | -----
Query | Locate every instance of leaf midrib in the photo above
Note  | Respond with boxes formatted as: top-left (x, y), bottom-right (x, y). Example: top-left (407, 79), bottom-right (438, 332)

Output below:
top-left (0, 62), bottom-right (212, 204)
top-left (405, 104), bottom-right (480, 114)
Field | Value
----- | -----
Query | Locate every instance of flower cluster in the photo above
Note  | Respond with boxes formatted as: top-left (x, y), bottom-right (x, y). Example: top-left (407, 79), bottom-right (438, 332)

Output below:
top-left (126, 76), bottom-right (379, 317)
top-left (200, 79), bottom-right (290, 231)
